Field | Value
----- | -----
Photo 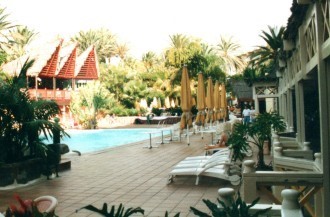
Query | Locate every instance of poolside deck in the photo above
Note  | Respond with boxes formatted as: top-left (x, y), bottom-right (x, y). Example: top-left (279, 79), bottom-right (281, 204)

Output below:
top-left (0, 124), bottom-right (269, 216)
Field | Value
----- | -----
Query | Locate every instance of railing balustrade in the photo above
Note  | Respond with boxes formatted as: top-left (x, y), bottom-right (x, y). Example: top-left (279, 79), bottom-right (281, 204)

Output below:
top-left (28, 89), bottom-right (72, 103)
top-left (218, 187), bottom-right (303, 217)
top-left (242, 159), bottom-right (323, 217)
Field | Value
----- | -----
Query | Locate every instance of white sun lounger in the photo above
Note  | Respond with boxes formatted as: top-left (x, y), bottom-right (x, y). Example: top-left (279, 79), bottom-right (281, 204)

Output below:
top-left (167, 160), bottom-right (241, 186)
top-left (173, 148), bottom-right (231, 169)
top-left (183, 147), bottom-right (230, 161)
top-left (167, 148), bottom-right (241, 186)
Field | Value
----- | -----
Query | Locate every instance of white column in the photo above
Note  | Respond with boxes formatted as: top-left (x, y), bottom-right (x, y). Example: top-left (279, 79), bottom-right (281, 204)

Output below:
top-left (316, 3), bottom-right (330, 216)
top-left (287, 89), bottom-right (294, 132)
top-left (296, 82), bottom-right (305, 144)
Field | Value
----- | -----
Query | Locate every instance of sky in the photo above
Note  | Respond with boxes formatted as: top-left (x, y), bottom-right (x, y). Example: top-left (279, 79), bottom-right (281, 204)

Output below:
top-left (1, 0), bottom-right (293, 59)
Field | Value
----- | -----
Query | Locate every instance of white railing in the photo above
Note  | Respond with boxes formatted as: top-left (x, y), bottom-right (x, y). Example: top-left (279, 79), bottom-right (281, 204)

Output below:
top-left (218, 187), bottom-right (303, 217)
top-left (242, 159), bottom-right (323, 217)
top-left (272, 134), bottom-right (314, 160)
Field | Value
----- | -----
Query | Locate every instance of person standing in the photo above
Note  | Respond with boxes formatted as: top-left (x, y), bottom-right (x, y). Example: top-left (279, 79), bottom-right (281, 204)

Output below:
top-left (250, 106), bottom-right (256, 123)
top-left (242, 106), bottom-right (251, 124)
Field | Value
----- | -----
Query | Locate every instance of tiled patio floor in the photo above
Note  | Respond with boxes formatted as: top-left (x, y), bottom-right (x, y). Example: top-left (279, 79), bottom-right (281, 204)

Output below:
top-left (0, 125), bottom-right (267, 216)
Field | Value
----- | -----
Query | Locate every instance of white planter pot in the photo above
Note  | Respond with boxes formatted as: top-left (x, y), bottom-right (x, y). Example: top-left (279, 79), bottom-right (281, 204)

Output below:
top-left (283, 40), bottom-right (294, 51)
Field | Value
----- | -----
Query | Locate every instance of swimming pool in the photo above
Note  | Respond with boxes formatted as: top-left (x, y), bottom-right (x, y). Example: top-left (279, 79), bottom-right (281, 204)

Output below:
top-left (59, 128), bottom-right (169, 153)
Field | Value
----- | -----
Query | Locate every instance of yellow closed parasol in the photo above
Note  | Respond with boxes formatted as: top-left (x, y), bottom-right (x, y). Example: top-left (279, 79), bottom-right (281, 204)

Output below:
top-left (180, 66), bottom-right (192, 145)
top-left (220, 84), bottom-right (227, 121)
top-left (214, 81), bottom-right (221, 121)
top-left (205, 77), bottom-right (214, 125)
top-left (195, 72), bottom-right (206, 126)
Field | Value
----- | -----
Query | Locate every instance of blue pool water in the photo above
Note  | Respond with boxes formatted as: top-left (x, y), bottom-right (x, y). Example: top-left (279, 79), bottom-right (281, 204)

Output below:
top-left (60, 128), bottom-right (167, 153)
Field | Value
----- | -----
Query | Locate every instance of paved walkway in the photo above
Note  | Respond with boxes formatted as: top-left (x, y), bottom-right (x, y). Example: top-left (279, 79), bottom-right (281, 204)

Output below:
top-left (0, 125), bottom-right (266, 216)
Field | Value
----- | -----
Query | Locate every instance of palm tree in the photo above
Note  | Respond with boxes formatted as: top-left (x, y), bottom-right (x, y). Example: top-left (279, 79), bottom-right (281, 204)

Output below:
top-left (0, 7), bottom-right (16, 47)
top-left (71, 28), bottom-right (117, 63)
top-left (0, 7), bottom-right (17, 64)
top-left (123, 79), bottom-right (148, 109)
top-left (165, 34), bottom-right (191, 68)
top-left (142, 51), bottom-right (158, 72)
top-left (215, 36), bottom-right (246, 75)
top-left (6, 26), bottom-right (37, 60)
top-left (199, 43), bottom-right (227, 82)
top-left (249, 26), bottom-right (285, 75)
top-left (114, 43), bottom-right (129, 60)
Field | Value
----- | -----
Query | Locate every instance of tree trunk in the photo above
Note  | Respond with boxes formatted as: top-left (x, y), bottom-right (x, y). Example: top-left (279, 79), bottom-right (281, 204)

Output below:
top-left (256, 145), bottom-right (272, 171)
top-left (257, 147), bottom-right (266, 169)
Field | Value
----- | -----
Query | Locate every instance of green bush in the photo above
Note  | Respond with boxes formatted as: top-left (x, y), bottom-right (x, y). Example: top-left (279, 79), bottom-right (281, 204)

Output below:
top-left (152, 107), bottom-right (163, 116)
top-left (110, 106), bottom-right (139, 117)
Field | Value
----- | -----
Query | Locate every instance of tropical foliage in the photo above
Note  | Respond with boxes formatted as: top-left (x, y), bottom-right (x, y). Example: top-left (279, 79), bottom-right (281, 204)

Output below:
top-left (77, 203), bottom-right (144, 217)
top-left (227, 112), bottom-right (286, 170)
top-left (70, 81), bottom-right (115, 129)
top-left (190, 191), bottom-right (271, 217)
top-left (0, 7), bottom-right (36, 63)
top-left (216, 36), bottom-right (246, 75)
top-left (77, 191), bottom-right (270, 217)
top-left (5, 26), bottom-right (37, 61)
top-left (247, 26), bottom-right (285, 80)
top-left (0, 59), bottom-right (67, 164)
top-left (71, 28), bottom-right (119, 63)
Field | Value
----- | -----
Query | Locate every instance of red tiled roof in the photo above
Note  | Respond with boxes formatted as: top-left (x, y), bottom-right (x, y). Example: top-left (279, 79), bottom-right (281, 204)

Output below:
top-left (75, 45), bottom-right (99, 79)
top-left (38, 39), bottom-right (63, 78)
top-left (56, 44), bottom-right (77, 79)
top-left (1, 39), bottom-right (99, 81)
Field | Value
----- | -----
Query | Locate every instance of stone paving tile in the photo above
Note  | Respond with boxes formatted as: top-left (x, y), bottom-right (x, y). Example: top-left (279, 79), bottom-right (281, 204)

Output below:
top-left (0, 125), bottom-right (267, 216)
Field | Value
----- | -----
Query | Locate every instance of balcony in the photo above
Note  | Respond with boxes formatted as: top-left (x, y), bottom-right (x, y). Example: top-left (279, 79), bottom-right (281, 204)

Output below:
top-left (28, 89), bottom-right (72, 106)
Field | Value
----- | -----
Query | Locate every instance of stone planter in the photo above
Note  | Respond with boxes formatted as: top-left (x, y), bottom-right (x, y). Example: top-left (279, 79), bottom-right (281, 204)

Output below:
top-left (0, 158), bottom-right (43, 187)
top-left (0, 164), bottom-right (15, 186)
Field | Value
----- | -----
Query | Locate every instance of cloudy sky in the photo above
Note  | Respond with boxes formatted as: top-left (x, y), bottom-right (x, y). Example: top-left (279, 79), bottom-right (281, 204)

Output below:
top-left (1, 0), bottom-right (292, 59)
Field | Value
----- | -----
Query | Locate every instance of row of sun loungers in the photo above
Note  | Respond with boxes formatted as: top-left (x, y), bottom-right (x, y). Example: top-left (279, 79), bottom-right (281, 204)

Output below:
top-left (167, 148), bottom-right (241, 186)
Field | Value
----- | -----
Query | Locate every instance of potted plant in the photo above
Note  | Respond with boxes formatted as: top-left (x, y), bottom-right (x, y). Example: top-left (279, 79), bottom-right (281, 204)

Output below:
top-left (227, 112), bottom-right (286, 170)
